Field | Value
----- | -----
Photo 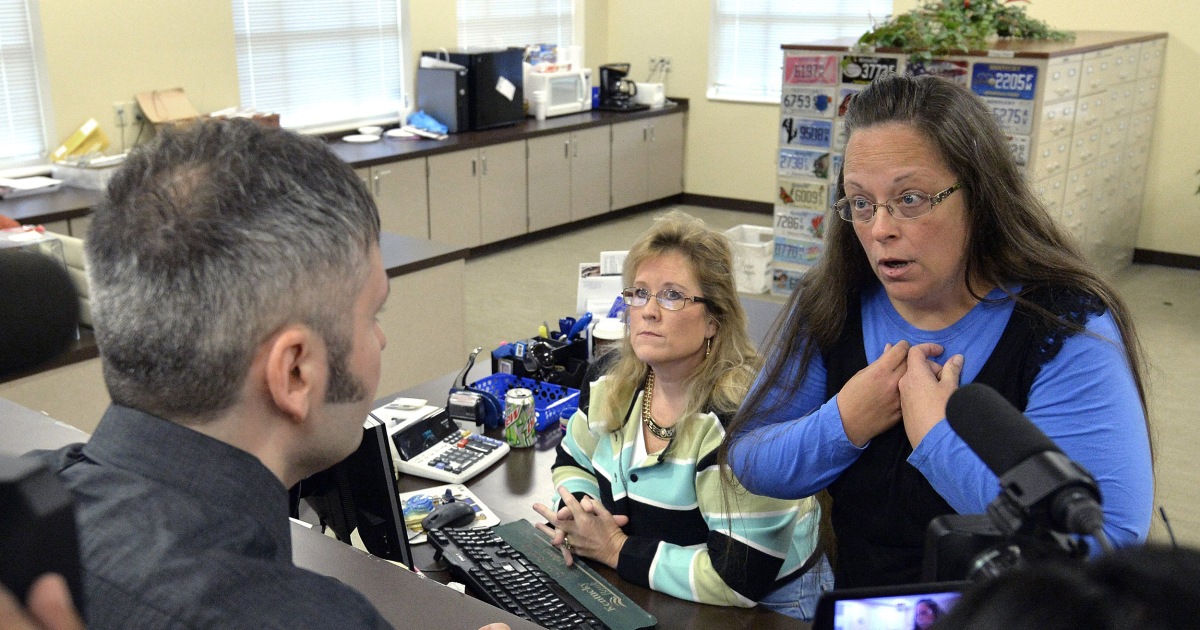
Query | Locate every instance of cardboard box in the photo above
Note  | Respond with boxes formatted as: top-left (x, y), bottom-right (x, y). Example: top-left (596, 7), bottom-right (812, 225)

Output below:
top-left (771, 262), bottom-right (812, 298)
top-left (136, 88), bottom-right (201, 127)
top-left (725, 225), bottom-right (774, 294)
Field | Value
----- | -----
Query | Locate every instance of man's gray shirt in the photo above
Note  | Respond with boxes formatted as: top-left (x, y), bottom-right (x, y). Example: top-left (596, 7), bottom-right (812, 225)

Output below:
top-left (43, 404), bottom-right (393, 629)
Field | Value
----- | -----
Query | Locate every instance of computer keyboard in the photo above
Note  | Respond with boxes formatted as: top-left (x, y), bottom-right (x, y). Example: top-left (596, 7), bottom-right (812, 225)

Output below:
top-left (429, 526), bottom-right (608, 630)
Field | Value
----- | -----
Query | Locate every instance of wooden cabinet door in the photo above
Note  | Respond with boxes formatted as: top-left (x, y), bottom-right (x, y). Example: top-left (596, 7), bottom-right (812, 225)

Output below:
top-left (479, 140), bottom-right (528, 243)
top-left (570, 126), bottom-right (612, 220)
top-left (610, 120), bottom-right (648, 210)
top-left (526, 134), bottom-right (572, 232)
top-left (428, 149), bottom-right (481, 247)
top-left (374, 159), bottom-right (429, 240)
top-left (647, 113), bottom-right (684, 201)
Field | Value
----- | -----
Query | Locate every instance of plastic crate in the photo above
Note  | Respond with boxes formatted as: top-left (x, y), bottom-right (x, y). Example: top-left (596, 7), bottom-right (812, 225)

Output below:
top-left (469, 374), bottom-right (580, 432)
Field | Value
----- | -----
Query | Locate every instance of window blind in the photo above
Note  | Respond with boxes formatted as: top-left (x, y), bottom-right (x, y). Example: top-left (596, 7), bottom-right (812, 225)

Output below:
top-left (709, 0), bottom-right (892, 102)
top-left (232, 0), bottom-right (408, 132)
top-left (0, 0), bottom-right (50, 168)
top-left (457, 0), bottom-right (573, 49)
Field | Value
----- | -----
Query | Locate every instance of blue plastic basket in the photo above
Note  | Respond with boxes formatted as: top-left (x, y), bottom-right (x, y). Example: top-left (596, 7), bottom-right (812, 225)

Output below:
top-left (469, 373), bottom-right (580, 432)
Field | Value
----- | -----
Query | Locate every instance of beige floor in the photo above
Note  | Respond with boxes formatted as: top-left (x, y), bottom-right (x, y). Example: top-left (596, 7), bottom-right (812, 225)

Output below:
top-left (464, 204), bottom-right (1200, 548)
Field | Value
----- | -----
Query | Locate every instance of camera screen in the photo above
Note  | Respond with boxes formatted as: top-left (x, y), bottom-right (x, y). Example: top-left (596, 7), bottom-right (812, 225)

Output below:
top-left (831, 590), bottom-right (962, 630)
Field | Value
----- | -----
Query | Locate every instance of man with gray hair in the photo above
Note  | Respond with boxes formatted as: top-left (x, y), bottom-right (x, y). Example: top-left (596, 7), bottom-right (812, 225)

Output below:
top-left (38, 120), bottom-right (504, 629)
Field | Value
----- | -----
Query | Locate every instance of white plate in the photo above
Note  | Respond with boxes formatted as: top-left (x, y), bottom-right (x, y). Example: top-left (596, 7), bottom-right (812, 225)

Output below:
top-left (385, 128), bottom-right (416, 139)
top-left (342, 134), bottom-right (380, 143)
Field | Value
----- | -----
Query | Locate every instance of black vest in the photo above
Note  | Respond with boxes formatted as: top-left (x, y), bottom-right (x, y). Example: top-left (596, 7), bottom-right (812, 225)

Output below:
top-left (821, 286), bottom-right (1102, 587)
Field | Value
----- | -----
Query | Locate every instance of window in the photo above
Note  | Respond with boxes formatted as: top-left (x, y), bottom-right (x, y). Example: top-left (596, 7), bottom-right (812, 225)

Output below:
top-left (232, 0), bottom-right (410, 133)
top-left (709, 0), bottom-right (892, 103)
top-left (457, 0), bottom-right (574, 49)
top-left (0, 0), bottom-right (52, 170)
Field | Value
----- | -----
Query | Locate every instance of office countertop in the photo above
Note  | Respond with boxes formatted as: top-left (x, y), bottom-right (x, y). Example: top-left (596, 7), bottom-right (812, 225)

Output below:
top-left (3, 99), bottom-right (688, 228)
top-left (329, 99), bottom-right (688, 168)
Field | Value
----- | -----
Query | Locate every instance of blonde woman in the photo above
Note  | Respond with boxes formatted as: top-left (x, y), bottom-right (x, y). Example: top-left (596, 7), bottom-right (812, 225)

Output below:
top-left (533, 211), bottom-right (829, 619)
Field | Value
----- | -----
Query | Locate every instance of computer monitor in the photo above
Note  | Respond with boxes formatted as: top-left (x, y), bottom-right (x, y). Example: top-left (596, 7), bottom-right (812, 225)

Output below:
top-left (291, 418), bottom-right (413, 569)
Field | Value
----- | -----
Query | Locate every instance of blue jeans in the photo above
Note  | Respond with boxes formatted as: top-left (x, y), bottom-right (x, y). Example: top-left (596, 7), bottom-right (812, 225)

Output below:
top-left (757, 556), bottom-right (835, 621)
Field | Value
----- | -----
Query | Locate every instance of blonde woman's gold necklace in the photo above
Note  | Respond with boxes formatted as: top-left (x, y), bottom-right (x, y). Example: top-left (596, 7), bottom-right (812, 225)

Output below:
top-left (642, 371), bottom-right (675, 440)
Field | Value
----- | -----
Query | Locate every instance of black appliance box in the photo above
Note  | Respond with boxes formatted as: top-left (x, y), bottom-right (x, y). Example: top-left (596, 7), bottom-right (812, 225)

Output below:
top-left (421, 48), bottom-right (524, 131)
top-left (416, 67), bottom-right (470, 133)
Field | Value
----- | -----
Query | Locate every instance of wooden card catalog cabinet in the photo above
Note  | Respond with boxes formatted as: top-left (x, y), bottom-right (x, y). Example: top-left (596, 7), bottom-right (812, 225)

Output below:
top-left (781, 31), bottom-right (1166, 277)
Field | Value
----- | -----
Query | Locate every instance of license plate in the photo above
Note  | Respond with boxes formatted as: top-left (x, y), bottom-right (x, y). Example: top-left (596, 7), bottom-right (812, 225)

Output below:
top-left (832, 119), bottom-right (849, 151)
top-left (778, 148), bottom-right (833, 180)
top-left (836, 86), bottom-right (864, 118)
top-left (841, 55), bottom-right (900, 84)
top-left (783, 54), bottom-right (840, 85)
top-left (781, 87), bottom-right (837, 118)
top-left (774, 203), bottom-right (828, 240)
top-left (984, 97), bottom-right (1035, 134)
top-left (777, 179), bottom-right (829, 212)
top-left (780, 117), bottom-right (833, 148)
top-left (774, 236), bottom-right (824, 265)
top-left (1006, 134), bottom-right (1031, 166)
top-left (907, 59), bottom-right (969, 86)
top-left (972, 63), bottom-right (1039, 100)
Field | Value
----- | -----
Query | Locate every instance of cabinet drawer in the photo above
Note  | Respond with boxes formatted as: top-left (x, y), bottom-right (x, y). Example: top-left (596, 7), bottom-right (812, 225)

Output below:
top-left (1100, 118), bottom-right (1129, 155)
top-left (1059, 197), bottom-right (1089, 242)
top-left (1030, 139), bottom-right (1072, 181)
top-left (1033, 173), bottom-right (1067, 214)
top-left (1044, 54), bottom-right (1082, 103)
top-left (1064, 163), bottom-right (1098, 207)
top-left (1139, 39), bottom-right (1166, 78)
top-left (1092, 154), bottom-right (1120, 197)
top-left (1133, 76), bottom-right (1160, 112)
top-left (1103, 83), bottom-right (1135, 120)
top-left (1108, 43), bottom-right (1141, 84)
top-left (1068, 130), bottom-right (1102, 171)
top-left (1127, 111), bottom-right (1154, 145)
top-left (1038, 100), bottom-right (1075, 142)
top-left (1079, 50), bottom-right (1108, 96)
top-left (1073, 93), bottom-right (1106, 134)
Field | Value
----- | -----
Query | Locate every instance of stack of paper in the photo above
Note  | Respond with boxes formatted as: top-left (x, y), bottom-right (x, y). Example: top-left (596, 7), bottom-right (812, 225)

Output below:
top-left (0, 176), bottom-right (63, 200)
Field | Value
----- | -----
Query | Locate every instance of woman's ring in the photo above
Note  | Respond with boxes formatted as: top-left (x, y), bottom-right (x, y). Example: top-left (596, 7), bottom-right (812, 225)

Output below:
top-left (562, 535), bottom-right (573, 552)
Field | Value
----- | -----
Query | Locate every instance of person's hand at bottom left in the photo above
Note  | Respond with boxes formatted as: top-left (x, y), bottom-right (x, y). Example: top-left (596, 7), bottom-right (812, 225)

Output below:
top-left (533, 486), bottom-right (629, 568)
top-left (0, 574), bottom-right (85, 630)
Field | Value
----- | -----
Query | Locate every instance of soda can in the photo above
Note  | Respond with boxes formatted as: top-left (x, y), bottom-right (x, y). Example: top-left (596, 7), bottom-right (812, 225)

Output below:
top-left (503, 388), bottom-right (537, 448)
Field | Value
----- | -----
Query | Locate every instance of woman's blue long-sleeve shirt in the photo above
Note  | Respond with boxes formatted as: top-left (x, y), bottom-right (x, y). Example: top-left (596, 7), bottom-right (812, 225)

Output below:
top-left (728, 285), bottom-right (1153, 548)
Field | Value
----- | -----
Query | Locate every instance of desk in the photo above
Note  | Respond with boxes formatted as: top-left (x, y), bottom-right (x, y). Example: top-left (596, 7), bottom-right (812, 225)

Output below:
top-left (389, 297), bottom-right (808, 630)
top-left (0, 396), bottom-right (540, 630)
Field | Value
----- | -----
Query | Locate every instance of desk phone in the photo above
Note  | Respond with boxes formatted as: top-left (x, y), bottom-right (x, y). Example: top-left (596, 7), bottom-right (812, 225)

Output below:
top-left (379, 406), bottom-right (510, 484)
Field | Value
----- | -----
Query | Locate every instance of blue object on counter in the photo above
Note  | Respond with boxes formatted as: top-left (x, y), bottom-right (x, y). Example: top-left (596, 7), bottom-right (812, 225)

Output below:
top-left (606, 295), bottom-right (627, 319)
top-left (591, 86), bottom-right (600, 109)
top-left (469, 374), bottom-right (579, 432)
top-left (405, 493), bottom-right (434, 515)
top-left (567, 312), bottom-right (592, 341)
top-left (408, 109), bottom-right (448, 134)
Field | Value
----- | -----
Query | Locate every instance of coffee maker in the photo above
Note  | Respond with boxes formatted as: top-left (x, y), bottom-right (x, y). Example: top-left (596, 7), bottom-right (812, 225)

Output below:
top-left (598, 63), bottom-right (649, 112)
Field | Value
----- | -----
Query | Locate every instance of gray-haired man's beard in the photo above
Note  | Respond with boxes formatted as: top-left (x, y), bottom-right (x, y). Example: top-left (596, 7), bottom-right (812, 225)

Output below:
top-left (324, 343), bottom-right (370, 404)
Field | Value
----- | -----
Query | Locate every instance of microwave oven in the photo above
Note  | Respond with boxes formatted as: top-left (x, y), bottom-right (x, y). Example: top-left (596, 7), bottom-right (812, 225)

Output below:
top-left (525, 69), bottom-right (592, 118)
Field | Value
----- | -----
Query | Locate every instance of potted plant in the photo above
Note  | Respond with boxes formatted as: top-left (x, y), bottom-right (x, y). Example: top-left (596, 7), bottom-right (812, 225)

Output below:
top-left (857, 0), bottom-right (1073, 63)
